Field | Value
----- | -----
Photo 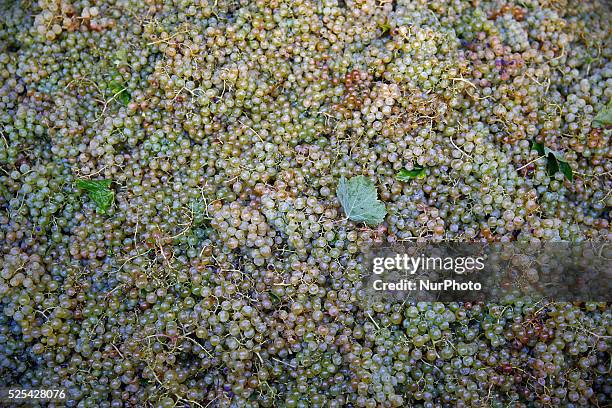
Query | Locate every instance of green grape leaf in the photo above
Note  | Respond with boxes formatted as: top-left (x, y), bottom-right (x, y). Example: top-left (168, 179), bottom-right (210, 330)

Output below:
top-left (558, 160), bottom-right (573, 182)
top-left (530, 140), bottom-right (563, 159)
top-left (108, 80), bottom-right (131, 105)
top-left (336, 176), bottom-right (387, 226)
top-left (545, 152), bottom-right (559, 177)
top-left (396, 167), bottom-right (426, 181)
top-left (378, 21), bottom-right (391, 36)
top-left (549, 150), bottom-right (565, 161)
top-left (530, 140), bottom-right (546, 156)
top-left (76, 179), bottom-right (114, 213)
top-left (119, 91), bottom-right (131, 105)
top-left (531, 140), bottom-right (573, 181)
top-left (592, 100), bottom-right (612, 128)
top-left (268, 291), bottom-right (281, 305)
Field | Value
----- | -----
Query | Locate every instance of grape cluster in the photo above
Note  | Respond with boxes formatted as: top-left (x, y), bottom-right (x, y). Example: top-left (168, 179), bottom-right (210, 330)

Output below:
top-left (1, 0), bottom-right (611, 407)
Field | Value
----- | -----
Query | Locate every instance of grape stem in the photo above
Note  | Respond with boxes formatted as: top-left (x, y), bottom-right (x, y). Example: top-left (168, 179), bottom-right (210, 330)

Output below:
top-left (272, 357), bottom-right (296, 369)
top-left (366, 311), bottom-right (381, 331)
top-left (516, 155), bottom-right (545, 171)
top-left (238, 119), bottom-right (264, 142)
top-left (449, 135), bottom-right (472, 159)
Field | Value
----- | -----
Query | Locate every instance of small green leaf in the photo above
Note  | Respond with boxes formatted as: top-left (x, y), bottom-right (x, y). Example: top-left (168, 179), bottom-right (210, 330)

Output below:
top-left (378, 21), bottom-right (391, 36)
top-left (108, 80), bottom-right (131, 106)
top-left (530, 140), bottom-right (545, 156)
top-left (268, 291), bottom-right (281, 304)
top-left (118, 91), bottom-right (131, 105)
top-left (545, 153), bottom-right (559, 177)
top-left (549, 150), bottom-right (565, 162)
top-left (534, 144), bottom-right (557, 159)
top-left (544, 154), bottom-right (556, 176)
top-left (108, 80), bottom-right (122, 93)
top-left (76, 179), bottom-right (112, 190)
top-left (530, 140), bottom-right (573, 182)
top-left (396, 167), bottom-right (426, 182)
top-left (558, 160), bottom-right (573, 182)
top-left (77, 179), bottom-right (114, 213)
top-left (592, 100), bottom-right (612, 128)
top-left (336, 176), bottom-right (387, 226)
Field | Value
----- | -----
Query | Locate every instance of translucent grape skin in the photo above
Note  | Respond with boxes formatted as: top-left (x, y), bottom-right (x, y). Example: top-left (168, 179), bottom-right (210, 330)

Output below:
top-left (0, 0), bottom-right (610, 407)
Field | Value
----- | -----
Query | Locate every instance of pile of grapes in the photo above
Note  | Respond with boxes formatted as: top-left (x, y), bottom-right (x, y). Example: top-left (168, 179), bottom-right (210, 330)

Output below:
top-left (0, 0), bottom-right (610, 406)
